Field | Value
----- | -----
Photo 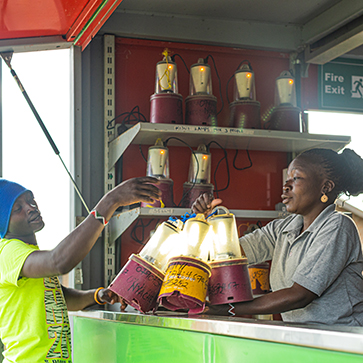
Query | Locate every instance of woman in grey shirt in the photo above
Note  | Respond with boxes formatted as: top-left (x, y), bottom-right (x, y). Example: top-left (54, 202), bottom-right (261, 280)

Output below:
top-left (192, 148), bottom-right (363, 325)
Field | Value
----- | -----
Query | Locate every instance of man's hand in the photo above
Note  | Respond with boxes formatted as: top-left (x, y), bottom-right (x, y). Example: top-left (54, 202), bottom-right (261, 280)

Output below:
top-left (20, 177), bottom-right (162, 280)
top-left (111, 177), bottom-right (161, 208)
top-left (191, 193), bottom-right (222, 217)
top-left (98, 288), bottom-right (128, 311)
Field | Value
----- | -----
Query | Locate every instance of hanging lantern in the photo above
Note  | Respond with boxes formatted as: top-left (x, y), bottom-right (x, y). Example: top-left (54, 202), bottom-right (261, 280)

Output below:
top-left (207, 206), bottom-right (253, 305)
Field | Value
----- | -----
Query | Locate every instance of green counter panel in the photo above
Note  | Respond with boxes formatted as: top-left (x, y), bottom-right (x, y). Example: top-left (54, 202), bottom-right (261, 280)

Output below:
top-left (73, 317), bottom-right (362, 363)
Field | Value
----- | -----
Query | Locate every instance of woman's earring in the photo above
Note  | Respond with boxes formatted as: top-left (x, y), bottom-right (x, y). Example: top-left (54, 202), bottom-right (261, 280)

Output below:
top-left (321, 193), bottom-right (328, 203)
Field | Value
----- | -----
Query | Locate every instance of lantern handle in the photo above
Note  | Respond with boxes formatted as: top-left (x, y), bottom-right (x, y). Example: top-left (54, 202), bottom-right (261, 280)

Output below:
top-left (209, 206), bottom-right (230, 217)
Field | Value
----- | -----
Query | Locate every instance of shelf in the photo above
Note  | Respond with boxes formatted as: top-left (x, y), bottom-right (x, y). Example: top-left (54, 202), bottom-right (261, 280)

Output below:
top-left (108, 122), bottom-right (351, 170)
top-left (107, 122), bottom-right (350, 243)
top-left (108, 207), bottom-right (288, 244)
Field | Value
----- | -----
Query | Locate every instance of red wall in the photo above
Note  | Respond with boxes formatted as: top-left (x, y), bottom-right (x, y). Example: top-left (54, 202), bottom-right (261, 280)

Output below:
top-left (114, 38), bottom-right (317, 267)
top-left (115, 38), bottom-right (294, 127)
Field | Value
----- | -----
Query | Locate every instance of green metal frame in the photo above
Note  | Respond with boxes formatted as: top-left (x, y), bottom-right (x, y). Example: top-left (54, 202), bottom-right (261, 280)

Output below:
top-left (73, 317), bottom-right (362, 363)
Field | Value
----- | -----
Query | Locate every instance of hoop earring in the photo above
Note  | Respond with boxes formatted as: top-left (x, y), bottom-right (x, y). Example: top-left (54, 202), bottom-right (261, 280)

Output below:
top-left (321, 194), bottom-right (328, 203)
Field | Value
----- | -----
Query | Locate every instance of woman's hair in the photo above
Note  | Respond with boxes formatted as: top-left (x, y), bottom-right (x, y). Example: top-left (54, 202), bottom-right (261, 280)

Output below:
top-left (296, 148), bottom-right (363, 198)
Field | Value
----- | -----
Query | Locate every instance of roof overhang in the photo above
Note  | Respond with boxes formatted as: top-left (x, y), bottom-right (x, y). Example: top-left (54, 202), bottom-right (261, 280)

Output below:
top-left (0, 0), bottom-right (123, 53)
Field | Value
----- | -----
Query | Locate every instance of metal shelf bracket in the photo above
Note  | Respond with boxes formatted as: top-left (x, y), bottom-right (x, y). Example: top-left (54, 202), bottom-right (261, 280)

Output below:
top-left (108, 122), bottom-right (141, 170)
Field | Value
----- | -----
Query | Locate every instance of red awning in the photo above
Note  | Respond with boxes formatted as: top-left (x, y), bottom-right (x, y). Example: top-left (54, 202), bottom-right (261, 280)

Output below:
top-left (0, 0), bottom-right (122, 51)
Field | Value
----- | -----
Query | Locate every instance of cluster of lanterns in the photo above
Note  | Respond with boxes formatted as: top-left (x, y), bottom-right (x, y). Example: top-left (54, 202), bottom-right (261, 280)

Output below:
top-left (149, 49), bottom-right (301, 132)
top-left (108, 206), bottom-right (253, 314)
top-left (150, 51), bottom-right (217, 126)
top-left (141, 139), bottom-right (213, 209)
top-left (144, 50), bottom-right (302, 209)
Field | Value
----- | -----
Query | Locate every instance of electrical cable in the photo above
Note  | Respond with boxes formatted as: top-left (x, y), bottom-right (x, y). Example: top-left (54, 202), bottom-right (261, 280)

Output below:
top-left (204, 55), bottom-right (224, 115)
top-left (139, 144), bottom-right (147, 162)
top-left (233, 148), bottom-right (253, 171)
top-left (130, 218), bottom-right (158, 245)
top-left (226, 73), bottom-right (235, 105)
top-left (0, 51), bottom-right (90, 214)
top-left (206, 140), bottom-right (230, 198)
top-left (111, 105), bottom-right (147, 132)
top-left (163, 137), bottom-right (199, 207)
top-left (171, 54), bottom-right (190, 74)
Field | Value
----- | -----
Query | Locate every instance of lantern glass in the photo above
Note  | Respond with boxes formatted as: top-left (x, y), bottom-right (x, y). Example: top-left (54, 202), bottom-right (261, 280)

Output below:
top-left (179, 215), bottom-right (213, 262)
top-left (155, 56), bottom-right (178, 94)
top-left (189, 59), bottom-right (212, 95)
top-left (208, 207), bottom-right (242, 261)
top-left (233, 64), bottom-right (256, 101)
top-left (187, 144), bottom-right (211, 184)
top-left (139, 220), bottom-right (183, 271)
top-left (146, 139), bottom-right (170, 178)
top-left (274, 71), bottom-right (296, 106)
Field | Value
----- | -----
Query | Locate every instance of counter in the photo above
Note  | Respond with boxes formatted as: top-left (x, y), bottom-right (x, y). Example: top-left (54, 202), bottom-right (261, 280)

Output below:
top-left (70, 310), bottom-right (363, 362)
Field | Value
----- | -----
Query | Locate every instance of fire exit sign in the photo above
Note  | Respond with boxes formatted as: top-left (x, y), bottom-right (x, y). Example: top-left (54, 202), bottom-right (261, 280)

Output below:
top-left (319, 58), bottom-right (363, 112)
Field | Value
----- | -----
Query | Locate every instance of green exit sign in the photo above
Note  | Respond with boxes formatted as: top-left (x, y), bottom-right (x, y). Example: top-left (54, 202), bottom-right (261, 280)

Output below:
top-left (319, 58), bottom-right (363, 112)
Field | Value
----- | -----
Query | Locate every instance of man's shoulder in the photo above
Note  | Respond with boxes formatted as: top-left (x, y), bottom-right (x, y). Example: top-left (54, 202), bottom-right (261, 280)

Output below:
top-left (0, 238), bottom-right (15, 250)
top-left (1, 238), bottom-right (23, 246)
top-left (0, 238), bottom-right (35, 253)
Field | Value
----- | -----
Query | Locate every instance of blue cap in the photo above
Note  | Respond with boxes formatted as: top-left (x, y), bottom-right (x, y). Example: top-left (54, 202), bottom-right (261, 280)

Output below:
top-left (0, 179), bottom-right (28, 238)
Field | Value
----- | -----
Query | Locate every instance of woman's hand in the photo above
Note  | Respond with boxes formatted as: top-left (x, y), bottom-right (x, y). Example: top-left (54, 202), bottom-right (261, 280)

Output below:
top-left (203, 301), bottom-right (229, 316)
top-left (191, 193), bottom-right (223, 217)
top-left (98, 288), bottom-right (128, 311)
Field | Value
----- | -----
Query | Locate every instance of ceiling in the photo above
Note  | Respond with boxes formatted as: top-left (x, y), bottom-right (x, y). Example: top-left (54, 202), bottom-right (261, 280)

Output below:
top-left (101, 0), bottom-right (363, 64)
top-left (1, 0), bottom-right (363, 64)
top-left (115, 0), bottom-right (342, 26)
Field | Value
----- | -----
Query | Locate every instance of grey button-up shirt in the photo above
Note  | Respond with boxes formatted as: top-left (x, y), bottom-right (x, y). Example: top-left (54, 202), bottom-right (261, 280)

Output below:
top-left (240, 204), bottom-right (363, 325)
